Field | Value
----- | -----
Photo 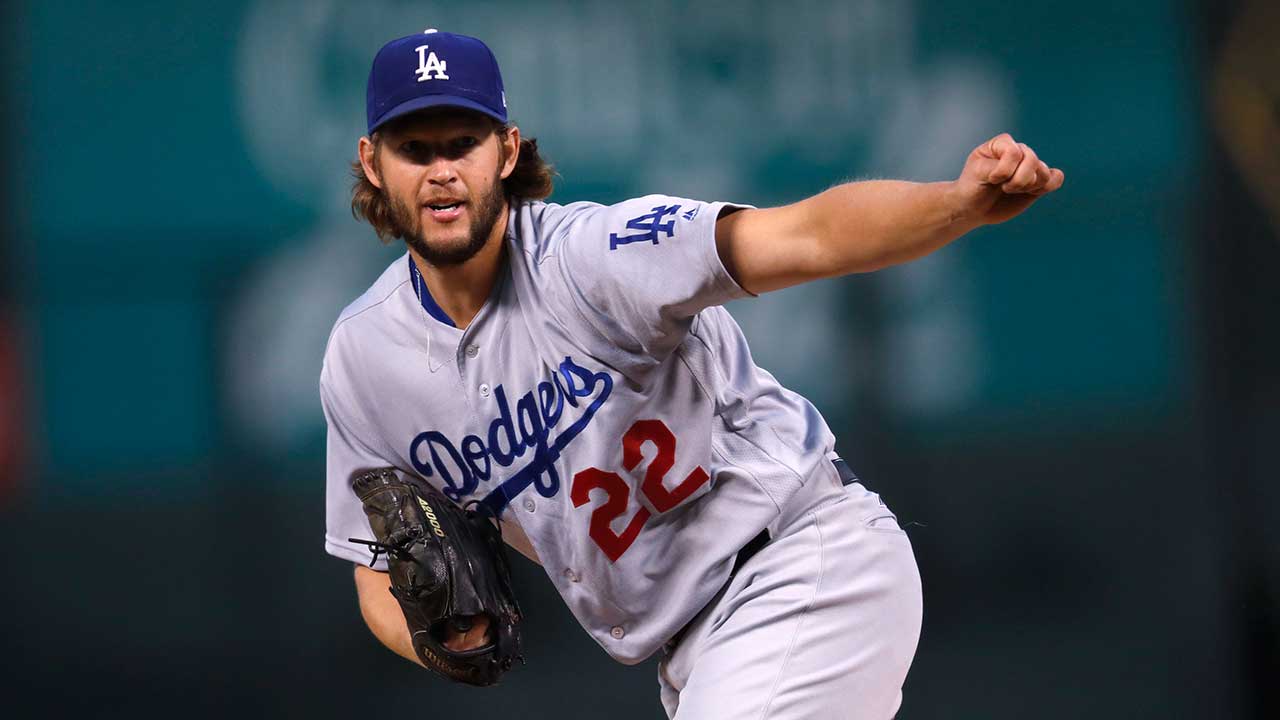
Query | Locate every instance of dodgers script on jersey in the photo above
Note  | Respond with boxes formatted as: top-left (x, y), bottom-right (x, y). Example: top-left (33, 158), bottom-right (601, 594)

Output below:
top-left (322, 194), bottom-right (836, 663)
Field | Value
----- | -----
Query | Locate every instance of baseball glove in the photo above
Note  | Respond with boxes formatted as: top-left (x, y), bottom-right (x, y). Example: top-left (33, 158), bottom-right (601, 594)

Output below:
top-left (348, 468), bottom-right (522, 686)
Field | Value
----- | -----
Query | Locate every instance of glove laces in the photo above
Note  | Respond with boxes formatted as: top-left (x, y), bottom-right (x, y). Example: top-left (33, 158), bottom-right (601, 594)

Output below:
top-left (348, 525), bottom-right (425, 567)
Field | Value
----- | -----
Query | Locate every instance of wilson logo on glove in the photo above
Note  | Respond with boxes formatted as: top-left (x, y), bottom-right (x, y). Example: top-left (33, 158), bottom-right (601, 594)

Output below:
top-left (417, 497), bottom-right (447, 537)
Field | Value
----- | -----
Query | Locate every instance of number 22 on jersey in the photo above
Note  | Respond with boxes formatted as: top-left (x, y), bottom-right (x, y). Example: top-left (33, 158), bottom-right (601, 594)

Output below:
top-left (570, 419), bottom-right (711, 562)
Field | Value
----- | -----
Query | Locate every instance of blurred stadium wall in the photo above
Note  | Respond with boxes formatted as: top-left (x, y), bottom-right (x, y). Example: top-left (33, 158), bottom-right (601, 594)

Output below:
top-left (1, 0), bottom-right (1275, 718)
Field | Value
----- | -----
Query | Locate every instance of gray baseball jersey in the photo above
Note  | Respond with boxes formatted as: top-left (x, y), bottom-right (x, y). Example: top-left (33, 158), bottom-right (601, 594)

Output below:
top-left (321, 194), bottom-right (836, 664)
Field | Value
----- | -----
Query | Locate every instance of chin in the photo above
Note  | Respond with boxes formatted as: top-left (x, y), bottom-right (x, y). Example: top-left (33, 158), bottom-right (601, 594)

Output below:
top-left (428, 233), bottom-right (475, 254)
top-left (408, 229), bottom-right (488, 267)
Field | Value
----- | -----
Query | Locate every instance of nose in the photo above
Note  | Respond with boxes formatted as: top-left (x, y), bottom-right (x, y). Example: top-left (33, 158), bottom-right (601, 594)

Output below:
top-left (425, 156), bottom-right (458, 186)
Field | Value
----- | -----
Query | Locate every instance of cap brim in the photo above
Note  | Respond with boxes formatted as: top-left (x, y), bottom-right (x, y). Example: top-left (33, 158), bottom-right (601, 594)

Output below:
top-left (369, 95), bottom-right (507, 133)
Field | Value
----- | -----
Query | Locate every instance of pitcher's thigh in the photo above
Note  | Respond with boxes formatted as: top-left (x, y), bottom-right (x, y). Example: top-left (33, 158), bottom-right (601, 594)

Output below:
top-left (666, 507), bottom-right (922, 720)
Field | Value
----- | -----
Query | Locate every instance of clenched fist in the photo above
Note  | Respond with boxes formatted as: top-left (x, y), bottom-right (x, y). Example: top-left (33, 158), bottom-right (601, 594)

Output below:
top-left (953, 133), bottom-right (1065, 225)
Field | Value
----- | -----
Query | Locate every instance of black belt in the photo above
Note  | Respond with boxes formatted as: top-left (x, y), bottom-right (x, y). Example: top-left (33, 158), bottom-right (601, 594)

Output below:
top-left (668, 456), bottom-right (859, 650)
top-left (832, 456), bottom-right (861, 486)
top-left (665, 531), bottom-right (766, 652)
top-left (729, 527), bottom-right (770, 577)
top-left (728, 457), bottom-right (858, 576)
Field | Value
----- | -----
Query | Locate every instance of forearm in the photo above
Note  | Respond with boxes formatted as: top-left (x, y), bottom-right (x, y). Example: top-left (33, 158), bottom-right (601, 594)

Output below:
top-left (806, 179), bottom-right (978, 276)
top-left (716, 179), bottom-right (980, 295)
top-left (716, 134), bottom-right (1061, 295)
top-left (354, 565), bottom-right (424, 668)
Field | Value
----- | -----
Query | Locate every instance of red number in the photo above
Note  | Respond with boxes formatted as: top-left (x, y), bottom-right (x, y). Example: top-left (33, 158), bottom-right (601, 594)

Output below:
top-left (623, 419), bottom-right (711, 513)
top-left (570, 467), bottom-right (652, 563)
top-left (570, 419), bottom-right (710, 561)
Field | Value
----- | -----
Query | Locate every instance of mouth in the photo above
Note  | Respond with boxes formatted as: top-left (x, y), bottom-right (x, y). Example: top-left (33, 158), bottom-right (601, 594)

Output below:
top-left (423, 200), bottom-right (466, 223)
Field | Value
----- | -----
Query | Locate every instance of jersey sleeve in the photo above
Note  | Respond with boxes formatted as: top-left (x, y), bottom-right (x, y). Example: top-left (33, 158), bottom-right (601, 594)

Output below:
top-left (320, 359), bottom-right (390, 570)
top-left (552, 195), bottom-right (754, 366)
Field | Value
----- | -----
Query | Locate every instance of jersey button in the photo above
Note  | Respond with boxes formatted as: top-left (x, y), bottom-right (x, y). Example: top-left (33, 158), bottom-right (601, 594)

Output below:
top-left (465, 344), bottom-right (479, 358)
top-left (479, 383), bottom-right (491, 398)
top-left (563, 568), bottom-right (579, 583)
top-left (523, 498), bottom-right (536, 513)
top-left (610, 626), bottom-right (625, 640)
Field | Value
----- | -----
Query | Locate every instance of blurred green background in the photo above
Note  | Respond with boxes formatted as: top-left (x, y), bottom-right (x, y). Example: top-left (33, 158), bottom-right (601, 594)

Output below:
top-left (2, 0), bottom-right (1276, 717)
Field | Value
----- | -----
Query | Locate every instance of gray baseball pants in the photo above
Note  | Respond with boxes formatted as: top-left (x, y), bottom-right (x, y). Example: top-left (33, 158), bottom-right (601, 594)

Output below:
top-left (658, 460), bottom-right (923, 719)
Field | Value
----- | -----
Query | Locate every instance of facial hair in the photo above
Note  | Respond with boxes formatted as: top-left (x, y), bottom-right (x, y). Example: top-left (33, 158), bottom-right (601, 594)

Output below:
top-left (388, 165), bottom-right (507, 267)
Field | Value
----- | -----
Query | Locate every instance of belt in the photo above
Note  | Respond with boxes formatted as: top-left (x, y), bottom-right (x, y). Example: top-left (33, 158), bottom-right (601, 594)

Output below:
top-left (664, 530), bottom-right (766, 653)
top-left (727, 457), bottom-right (858, 576)
top-left (667, 456), bottom-right (860, 651)
top-left (728, 527), bottom-right (770, 577)
top-left (831, 456), bottom-right (860, 486)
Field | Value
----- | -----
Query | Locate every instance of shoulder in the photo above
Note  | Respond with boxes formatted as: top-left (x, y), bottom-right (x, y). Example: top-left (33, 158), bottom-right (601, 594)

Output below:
top-left (508, 198), bottom-right (602, 261)
top-left (322, 253), bottom-right (412, 380)
top-left (510, 195), bottom-right (726, 257)
top-left (331, 253), bottom-right (411, 329)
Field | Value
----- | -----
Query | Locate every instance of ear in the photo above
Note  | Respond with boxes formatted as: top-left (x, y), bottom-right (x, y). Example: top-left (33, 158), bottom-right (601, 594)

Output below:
top-left (358, 136), bottom-right (383, 189)
top-left (499, 126), bottom-right (520, 180)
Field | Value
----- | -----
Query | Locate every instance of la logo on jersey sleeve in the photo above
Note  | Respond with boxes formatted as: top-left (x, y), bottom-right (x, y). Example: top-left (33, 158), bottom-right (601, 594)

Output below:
top-left (608, 202), bottom-right (702, 250)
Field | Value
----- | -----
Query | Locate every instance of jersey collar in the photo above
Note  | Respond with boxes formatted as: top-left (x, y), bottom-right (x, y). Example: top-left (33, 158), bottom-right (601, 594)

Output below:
top-left (408, 255), bottom-right (457, 328)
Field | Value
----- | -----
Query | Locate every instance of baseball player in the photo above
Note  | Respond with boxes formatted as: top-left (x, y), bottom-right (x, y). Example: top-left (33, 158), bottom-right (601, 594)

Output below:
top-left (322, 29), bottom-right (1063, 718)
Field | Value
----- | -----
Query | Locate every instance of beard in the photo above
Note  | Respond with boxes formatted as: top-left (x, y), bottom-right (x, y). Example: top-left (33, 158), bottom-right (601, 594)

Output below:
top-left (388, 168), bottom-right (506, 267)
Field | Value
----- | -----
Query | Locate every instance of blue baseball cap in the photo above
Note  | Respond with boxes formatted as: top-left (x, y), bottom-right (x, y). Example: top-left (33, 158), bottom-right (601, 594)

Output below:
top-left (365, 29), bottom-right (508, 134)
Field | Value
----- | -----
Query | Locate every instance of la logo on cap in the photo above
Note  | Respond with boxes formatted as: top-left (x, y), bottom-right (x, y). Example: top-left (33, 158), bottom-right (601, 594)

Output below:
top-left (364, 29), bottom-right (507, 132)
top-left (414, 30), bottom-right (449, 82)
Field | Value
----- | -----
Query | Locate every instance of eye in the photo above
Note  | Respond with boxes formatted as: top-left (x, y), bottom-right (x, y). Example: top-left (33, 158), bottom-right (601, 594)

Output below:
top-left (434, 136), bottom-right (475, 160)
top-left (398, 140), bottom-right (431, 161)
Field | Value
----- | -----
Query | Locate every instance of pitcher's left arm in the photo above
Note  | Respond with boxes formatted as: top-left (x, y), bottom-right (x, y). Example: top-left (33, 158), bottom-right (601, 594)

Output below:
top-left (714, 133), bottom-right (1065, 295)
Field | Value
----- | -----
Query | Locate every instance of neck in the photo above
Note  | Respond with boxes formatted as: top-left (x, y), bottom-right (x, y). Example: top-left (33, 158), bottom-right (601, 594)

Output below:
top-left (409, 201), bottom-right (510, 330)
